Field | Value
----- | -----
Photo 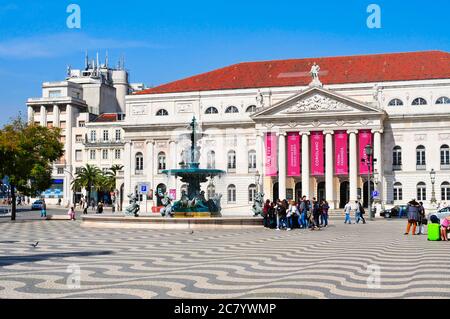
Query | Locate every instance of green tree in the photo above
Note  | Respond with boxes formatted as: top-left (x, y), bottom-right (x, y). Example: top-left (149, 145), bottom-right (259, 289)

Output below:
top-left (0, 116), bottom-right (64, 220)
top-left (72, 164), bottom-right (102, 204)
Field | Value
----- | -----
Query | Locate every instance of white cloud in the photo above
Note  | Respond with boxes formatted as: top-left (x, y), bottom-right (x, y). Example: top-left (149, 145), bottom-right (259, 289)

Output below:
top-left (0, 33), bottom-right (163, 59)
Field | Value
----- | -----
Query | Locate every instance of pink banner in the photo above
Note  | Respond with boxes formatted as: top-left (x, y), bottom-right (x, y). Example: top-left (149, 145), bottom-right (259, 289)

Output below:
top-left (359, 130), bottom-right (373, 174)
top-left (311, 131), bottom-right (324, 175)
top-left (334, 131), bottom-right (348, 175)
top-left (265, 132), bottom-right (278, 176)
top-left (169, 189), bottom-right (177, 200)
top-left (287, 132), bottom-right (301, 176)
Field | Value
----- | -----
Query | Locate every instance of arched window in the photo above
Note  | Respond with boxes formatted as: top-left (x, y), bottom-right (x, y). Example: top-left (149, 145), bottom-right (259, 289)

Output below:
top-left (248, 150), bottom-right (256, 172)
top-left (248, 184), bottom-right (257, 203)
top-left (207, 150), bottom-right (215, 169)
top-left (135, 152), bottom-right (143, 173)
top-left (436, 96), bottom-right (450, 105)
top-left (441, 145), bottom-right (450, 167)
top-left (156, 109), bottom-right (169, 116)
top-left (207, 184), bottom-right (215, 200)
top-left (416, 145), bottom-right (426, 168)
top-left (393, 146), bottom-right (402, 169)
top-left (205, 107), bottom-right (218, 114)
top-left (388, 99), bottom-right (404, 106)
top-left (412, 98), bottom-right (427, 106)
top-left (225, 106), bottom-right (239, 114)
top-left (417, 182), bottom-right (426, 201)
top-left (441, 182), bottom-right (450, 201)
top-left (246, 105), bottom-right (257, 113)
top-left (158, 152), bottom-right (166, 171)
top-left (227, 150), bottom-right (236, 171)
top-left (227, 184), bottom-right (236, 203)
top-left (393, 182), bottom-right (403, 201)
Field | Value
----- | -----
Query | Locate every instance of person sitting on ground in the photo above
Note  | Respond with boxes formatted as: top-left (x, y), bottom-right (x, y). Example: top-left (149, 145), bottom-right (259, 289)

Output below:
top-left (441, 216), bottom-right (450, 241)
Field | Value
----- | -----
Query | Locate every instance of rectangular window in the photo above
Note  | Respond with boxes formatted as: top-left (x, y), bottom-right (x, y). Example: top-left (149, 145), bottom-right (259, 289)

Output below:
top-left (60, 121), bottom-right (66, 129)
top-left (60, 136), bottom-right (66, 144)
top-left (57, 168), bottom-right (64, 175)
top-left (78, 121), bottom-right (85, 127)
top-left (417, 188), bottom-right (426, 201)
top-left (75, 135), bottom-right (82, 143)
top-left (115, 130), bottom-right (121, 141)
top-left (75, 150), bottom-right (82, 162)
top-left (90, 131), bottom-right (96, 142)
top-left (102, 149), bottom-right (108, 160)
top-left (90, 150), bottom-right (96, 160)
top-left (103, 130), bottom-right (109, 142)
top-left (115, 149), bottom-right (121, 159)
top-left (49, 90), bottom-right (62, 98)
top-left (47, 121), bottom-right (53, 128)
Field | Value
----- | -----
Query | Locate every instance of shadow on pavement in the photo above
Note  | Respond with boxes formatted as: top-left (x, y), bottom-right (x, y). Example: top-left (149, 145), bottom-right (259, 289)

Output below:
top-left (0, 250), bottom-right (114, 267)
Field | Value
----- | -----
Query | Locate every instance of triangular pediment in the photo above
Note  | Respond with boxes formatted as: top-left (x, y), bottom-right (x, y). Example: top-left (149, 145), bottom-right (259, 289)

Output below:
top-left (251, 86), bottom-right (384, 120)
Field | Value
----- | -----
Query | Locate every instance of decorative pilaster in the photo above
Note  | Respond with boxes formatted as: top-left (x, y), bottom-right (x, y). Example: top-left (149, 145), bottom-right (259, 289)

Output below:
top-left (40, 105), bottom-right (47, 127)
top-left (53, 105), bottom-right (60, 128)
top-left (277, 132), bottom-right (287, 200)
top-left (348, 130), bottom-right (358, 202)
top-left (301, 132), bottom-right (310, 199)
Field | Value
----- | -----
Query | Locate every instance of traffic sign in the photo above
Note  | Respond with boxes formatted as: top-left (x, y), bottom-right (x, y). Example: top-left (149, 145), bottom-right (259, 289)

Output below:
top-left (372, 190), bottom-right (379, 198)
top-left (138, 183), bottom-right (150, 194)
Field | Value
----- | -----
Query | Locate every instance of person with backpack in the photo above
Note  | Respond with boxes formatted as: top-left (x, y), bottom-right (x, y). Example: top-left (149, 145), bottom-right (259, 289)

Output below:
top-left (404, 199), bottom-right (420, 235)
top-left (356, 200), bottom-right (366, 224)
top-left (311, 198), bottom-right (321, 230)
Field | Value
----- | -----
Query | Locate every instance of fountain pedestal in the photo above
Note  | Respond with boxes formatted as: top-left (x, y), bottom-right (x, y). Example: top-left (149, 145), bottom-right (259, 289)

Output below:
top-left (174, 212), bottom-right (211, 218)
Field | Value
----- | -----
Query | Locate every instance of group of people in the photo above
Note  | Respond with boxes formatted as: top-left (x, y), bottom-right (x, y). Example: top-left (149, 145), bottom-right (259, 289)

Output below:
top-left (262, 197), bottom-right (330, 231)
top-left (78, 197), bottom-right (104, 215)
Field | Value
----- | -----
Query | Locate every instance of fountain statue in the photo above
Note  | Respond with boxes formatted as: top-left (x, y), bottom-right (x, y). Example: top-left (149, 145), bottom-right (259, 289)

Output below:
top-left (124, 193), bottom-right (140, 217)
top-left (162, 117), bottom-right (226, 217)
top-left (252, 192), bottom-right (265, 217)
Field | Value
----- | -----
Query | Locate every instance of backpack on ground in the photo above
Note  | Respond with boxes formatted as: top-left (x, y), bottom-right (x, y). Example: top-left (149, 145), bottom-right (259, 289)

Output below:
top-left (427, 223), bottom-right (440, 241)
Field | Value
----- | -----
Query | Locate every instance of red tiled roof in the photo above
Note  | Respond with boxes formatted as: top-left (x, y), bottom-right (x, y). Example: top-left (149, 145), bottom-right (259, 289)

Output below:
top-left (93, 113), bottom-right (118, 122)
top-left (136, 51), bottom-right (450, 95)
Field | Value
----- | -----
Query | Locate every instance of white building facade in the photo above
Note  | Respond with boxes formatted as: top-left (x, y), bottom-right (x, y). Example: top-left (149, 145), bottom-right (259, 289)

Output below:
top-left (122, 51), bottom-right (450, 214)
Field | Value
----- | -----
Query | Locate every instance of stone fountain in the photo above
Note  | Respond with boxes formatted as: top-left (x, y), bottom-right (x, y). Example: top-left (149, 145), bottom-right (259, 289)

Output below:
top-left (161, 117), bottom-right (225, 218)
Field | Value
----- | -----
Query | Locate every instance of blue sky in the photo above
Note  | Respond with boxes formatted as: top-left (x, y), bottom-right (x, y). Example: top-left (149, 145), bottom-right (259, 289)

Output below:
top-left (0, 0), bottom-right (449, 126)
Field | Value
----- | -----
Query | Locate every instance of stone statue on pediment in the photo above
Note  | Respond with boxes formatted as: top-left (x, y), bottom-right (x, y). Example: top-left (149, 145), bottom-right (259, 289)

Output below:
top-left (309, 62), bottom-right (322, 87)
top-left (256, 89), bottom-right (264, 108)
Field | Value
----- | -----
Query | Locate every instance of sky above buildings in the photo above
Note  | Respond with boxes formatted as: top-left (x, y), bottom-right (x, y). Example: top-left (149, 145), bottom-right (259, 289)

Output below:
top-left (0, 0), bottom-right (449, 126)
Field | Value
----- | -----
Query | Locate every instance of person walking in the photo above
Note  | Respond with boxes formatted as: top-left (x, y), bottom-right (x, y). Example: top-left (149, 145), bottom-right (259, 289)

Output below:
top-left (298, 196), bottom-right (307, 229)
top-left (311, 198), bottom-right (321, 230)
top-left (40, 199), bottom-right (47, 218)
top-left (417, 201), bottom-right (426, 235)
top-left (91, 199), bottom-right (96, 212)
top-left (82, 198), bottom-right (88, 215)
top-left (321, 200), bottom-right (330, 228)
top-left (344, 201), bottom-right (353, 224)
top-left (404, 199), bottom-right (420, 235)
top-left (68, 206), bottom-right (76, 220)
top-left (356, 200), bottom-right (366, 224)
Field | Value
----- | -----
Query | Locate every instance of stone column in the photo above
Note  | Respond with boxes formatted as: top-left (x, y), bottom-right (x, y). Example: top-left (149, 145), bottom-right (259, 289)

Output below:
top-left (256, 132), bottom-right (264, 190)
top-left (53, 104), bottom-right (60, 128)
top-left (27, 106), bottom-right (34, 124)
top-left (169, 140), bottom-right (177, 196)
top-left (64, 104), bottom-right (73, 206)
top-left (277, 132), bottom-right (287, 200)
top-left (348, 130), bottom-right (358, 202)
top-left (301, 132), bottom-right (310, 199)
top-left (123, 141), bottom-right (132, 207)
top-left (40, 105), bottom-right (47, 127)
top-left (146, 140), bottom-right (155, 189)
top-left (325, 131), bottom-right (335, 208)
top-left (372, 129), bottom-right (383, 215)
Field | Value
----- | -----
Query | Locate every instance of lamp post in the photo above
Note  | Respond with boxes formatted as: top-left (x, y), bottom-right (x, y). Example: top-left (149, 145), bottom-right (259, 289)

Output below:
top-left (255, 171), bottom-right (261, 193)
top-left (430, 168), bottom-right (437, 205)
top-left (362, 144), bottom-right (374, 220)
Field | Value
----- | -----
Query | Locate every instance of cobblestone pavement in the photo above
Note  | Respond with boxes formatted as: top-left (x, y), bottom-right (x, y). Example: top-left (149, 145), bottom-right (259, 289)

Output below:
top-left (0, 218), bottom-right (449, 299)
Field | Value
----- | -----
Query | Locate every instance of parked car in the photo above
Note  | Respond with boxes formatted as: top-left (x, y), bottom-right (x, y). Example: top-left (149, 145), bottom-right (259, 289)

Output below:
top-left (380, 205), bottom-right (408, 218)
top-left (427, 206), bottom-right (450, 221)
top-left (31, 200), bottom-right (44, 210)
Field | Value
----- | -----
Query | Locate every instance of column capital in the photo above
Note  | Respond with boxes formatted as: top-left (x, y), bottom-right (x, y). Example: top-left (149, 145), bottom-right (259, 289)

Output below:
top-left (371, 129), bottom-right (384, 134)
top-left (323, 130), bottom-right (334, 135)
top-left (299, 131), bottom-right (310, 136)
top-left (256, 132), bottom-right (264, 137)
top-left (347, 129), bottom-right (358, 135)
top-left (276, 132), bottom-right (287, 137)
top-left (145, 140), bottom-right (155, 145)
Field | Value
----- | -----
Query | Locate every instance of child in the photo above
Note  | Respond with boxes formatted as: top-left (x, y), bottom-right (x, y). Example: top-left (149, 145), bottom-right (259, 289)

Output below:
top-left (68, 206), bottom-right (76, 221)
top-left (441, 216), bottom-right (450, 241)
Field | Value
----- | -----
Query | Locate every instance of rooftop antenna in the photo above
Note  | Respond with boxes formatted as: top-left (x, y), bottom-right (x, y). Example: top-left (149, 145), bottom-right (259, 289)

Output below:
top-left (85, 51), bottom-right (89, 69)
top-left (96, 52), bottom-right (100, 73)
top-left (105, 51), bottom-right (109, 68)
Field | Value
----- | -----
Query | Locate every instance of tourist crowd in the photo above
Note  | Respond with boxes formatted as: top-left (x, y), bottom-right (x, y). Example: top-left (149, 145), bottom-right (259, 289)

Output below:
top-left (262, 196), bottom-right (367, 231)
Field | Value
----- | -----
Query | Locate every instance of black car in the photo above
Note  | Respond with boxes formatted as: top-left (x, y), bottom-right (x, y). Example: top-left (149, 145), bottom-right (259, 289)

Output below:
top-left (381, 205), bottom-right (408, 218)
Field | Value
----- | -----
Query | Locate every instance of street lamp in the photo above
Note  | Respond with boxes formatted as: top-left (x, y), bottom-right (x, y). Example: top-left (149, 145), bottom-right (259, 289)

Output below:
top-left (362, 144), bottom-right (375, 220)
top-left (255, 170), bottom-right (261, 193)
top-left (430, 168), bottom-right (437, 204)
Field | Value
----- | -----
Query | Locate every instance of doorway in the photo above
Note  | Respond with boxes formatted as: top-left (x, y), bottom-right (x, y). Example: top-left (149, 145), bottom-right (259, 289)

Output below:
top-left (273, 182), bottom-right (279, 202)
top-left (295, 182), bottom-right (302, 202)
top-left (363, 181), bottom-right (375, 208)
top-left (317, 182), bottom-right (325, 202)
top-left (339, 181), bottom-right (349, 208)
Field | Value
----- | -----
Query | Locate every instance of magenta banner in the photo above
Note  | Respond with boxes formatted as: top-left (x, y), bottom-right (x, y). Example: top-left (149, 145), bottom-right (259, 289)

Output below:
top-left (311, 131), bottom-right (324, 175)
top-left (287, 132), bottom-right (301, 176)
top-left (265, 132), bottom-right (278, 176)
top-left (359, 130), bottom-right (373, 174)
top-left (334, 131), bottom-right (348, 175)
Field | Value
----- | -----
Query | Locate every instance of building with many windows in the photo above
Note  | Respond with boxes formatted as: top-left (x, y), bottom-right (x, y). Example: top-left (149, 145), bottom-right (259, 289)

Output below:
top-left (122, 51), bottom-right (450, 214)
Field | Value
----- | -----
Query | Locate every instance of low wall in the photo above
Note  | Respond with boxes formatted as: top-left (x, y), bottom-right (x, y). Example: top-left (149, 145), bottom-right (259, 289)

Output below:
top-left (81, 215), bottom-right (264, 230)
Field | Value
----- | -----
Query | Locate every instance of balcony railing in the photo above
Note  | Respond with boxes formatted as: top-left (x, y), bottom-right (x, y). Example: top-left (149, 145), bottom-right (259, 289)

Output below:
top-left (441, 164), bottom-right (450, 170)
top-left (83, 138), bottom-right (125, 147)
top-left (392, 164), bottom-right (402, 171)
top-left (416, 164), bottom-right (426, 171)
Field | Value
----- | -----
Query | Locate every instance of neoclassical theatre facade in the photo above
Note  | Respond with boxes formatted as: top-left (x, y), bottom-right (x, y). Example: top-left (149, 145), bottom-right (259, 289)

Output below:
top-left (122, 51), bottom-right (450, 214)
